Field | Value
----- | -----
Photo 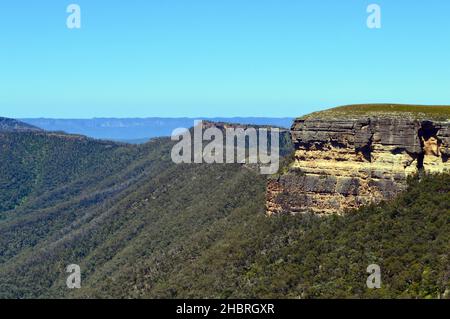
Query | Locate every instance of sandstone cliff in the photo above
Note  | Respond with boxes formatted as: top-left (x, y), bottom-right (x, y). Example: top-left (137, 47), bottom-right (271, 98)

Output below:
top-left (267, 104), bottom-right (450, 215)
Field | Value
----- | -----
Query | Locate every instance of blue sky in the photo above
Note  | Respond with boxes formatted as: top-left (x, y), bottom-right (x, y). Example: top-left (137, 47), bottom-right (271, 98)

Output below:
top-left (1, 0), bottom-right (450, 118)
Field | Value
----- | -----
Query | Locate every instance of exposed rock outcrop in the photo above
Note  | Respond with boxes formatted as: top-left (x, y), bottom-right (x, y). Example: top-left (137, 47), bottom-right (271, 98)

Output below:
top-left (267, 105), bottom-right (450, 215)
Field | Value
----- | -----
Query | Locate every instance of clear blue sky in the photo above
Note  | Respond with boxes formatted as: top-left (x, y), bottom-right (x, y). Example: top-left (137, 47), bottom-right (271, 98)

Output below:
top-left (1, 0), bottom-right (450, 118)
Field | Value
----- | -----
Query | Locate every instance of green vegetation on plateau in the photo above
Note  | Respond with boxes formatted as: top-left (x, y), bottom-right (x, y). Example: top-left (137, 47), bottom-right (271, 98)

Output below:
top-left (0, 122), bottom-right (448, 299)
top-left (299, 104), bottom-right (450, 121)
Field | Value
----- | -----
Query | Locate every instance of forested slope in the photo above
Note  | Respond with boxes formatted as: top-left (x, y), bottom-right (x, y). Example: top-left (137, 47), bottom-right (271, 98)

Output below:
top-left (0, 126), bottom-right (448, 299)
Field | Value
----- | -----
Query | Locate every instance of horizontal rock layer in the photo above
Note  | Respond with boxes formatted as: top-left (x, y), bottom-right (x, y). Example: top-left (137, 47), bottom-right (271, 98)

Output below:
top-left (267, 116), bottom-right (450, 215)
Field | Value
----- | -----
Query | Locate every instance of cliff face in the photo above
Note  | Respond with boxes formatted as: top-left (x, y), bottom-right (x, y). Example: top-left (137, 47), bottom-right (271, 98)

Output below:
top-left (267, 106), bottom-right (450, 215)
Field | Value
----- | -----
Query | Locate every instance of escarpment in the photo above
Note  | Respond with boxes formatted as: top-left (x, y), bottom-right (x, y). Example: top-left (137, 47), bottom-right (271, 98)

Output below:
top-left (267, 105), bottom-right (450, 215)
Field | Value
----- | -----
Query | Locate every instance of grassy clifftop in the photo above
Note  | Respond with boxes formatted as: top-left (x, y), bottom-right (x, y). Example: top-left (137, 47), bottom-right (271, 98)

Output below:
top-left (299, 104), bottom-right (450, 121)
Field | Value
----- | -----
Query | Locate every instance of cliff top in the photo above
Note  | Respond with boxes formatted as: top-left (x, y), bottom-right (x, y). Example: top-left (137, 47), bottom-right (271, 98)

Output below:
top-left (298, 104), bottom-right (450, 121)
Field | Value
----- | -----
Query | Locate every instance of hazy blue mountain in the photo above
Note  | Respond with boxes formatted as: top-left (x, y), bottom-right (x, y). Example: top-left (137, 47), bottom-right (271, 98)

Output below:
top-left (21, 118), bottom-right (294, 143)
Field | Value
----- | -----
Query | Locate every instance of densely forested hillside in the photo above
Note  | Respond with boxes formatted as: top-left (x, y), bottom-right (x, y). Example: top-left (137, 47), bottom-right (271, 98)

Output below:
top-left (0, 131), bottom-right (140, 213)
top-left (0, 117), bottom-right (41, 132)
top-left (0, 125), bottom-right (448, 299)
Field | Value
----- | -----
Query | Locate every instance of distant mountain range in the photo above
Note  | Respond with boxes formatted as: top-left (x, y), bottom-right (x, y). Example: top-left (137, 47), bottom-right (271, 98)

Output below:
top-left (21, 118), bottom-right (294, 143)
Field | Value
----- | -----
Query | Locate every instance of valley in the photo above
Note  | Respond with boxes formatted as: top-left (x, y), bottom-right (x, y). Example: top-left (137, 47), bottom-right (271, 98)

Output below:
top-left (0, 107), bottom-right (449, 299)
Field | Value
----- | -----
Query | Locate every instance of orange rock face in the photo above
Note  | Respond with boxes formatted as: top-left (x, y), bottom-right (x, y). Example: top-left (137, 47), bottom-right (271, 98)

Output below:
top-left (267, 117), bottom-right (450, 215)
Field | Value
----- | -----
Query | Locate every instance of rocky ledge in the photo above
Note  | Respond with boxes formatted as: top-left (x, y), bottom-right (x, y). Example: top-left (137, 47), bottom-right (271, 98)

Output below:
top-left (267, 104), bottom-right (450, 215)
